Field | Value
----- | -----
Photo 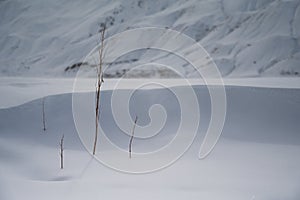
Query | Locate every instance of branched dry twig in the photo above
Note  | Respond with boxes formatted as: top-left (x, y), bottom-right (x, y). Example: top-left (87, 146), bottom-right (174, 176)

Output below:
top-left (129, 116), bottom-right (138, 159)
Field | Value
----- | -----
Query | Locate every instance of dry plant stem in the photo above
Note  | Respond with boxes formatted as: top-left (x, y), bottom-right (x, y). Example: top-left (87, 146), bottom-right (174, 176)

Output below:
top-left (129, 116), bottom-right (138, 159)
top-left (42, 98), bottom-right (46, 131)
top-left (60, 134), bottom-right (64, 169)
top-left (93, 25), bottom-right (106, 155)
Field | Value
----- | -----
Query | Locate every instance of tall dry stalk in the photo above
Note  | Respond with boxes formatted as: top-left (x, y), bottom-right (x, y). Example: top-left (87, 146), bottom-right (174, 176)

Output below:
top-left (93, 25), bottom-right (106, 155)
top-left (129, 116), bottom-right (138, 159)
top-left (59, 134), bottom-right (64, 169)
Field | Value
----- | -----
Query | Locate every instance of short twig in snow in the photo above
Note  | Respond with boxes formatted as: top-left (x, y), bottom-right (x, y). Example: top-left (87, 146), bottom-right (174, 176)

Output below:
top-left (129, 116), bottom-right (138, 159)
top-left (42, 97), bottom-right (46, 131)
top-left (59, 134), bottom-right (64, 169)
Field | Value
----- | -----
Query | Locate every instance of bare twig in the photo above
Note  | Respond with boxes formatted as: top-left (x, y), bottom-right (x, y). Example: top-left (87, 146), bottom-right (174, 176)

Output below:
top-left (129, 116), bottom-right (138, 159)
top-left (93, 24), bottom-right (106, 155)
top-left (42, 98), bottom-right (46, 131)
top-left (59, 134), bottom-right (64, 169)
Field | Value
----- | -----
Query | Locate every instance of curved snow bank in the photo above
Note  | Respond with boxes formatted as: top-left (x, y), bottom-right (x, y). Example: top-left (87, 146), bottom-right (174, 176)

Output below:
top-left (1, 85), bottom-right (299, 149)
top-left (1, 77), bottom-right (300, 109)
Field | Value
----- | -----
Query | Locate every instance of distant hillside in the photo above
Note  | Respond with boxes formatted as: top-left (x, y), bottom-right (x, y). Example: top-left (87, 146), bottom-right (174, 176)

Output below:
top-left (0, 0), bottom-right (299, 77)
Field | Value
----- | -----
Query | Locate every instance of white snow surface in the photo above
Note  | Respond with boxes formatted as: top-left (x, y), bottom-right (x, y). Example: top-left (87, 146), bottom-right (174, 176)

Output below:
top-left (0, 78), bottom-right (300, 199)
top-left (0, 0), bottom-right (300, 77)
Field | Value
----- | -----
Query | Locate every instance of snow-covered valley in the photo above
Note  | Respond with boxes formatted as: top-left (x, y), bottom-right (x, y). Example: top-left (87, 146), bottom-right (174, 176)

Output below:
top-left (1, 0), bottom-right (300, 199)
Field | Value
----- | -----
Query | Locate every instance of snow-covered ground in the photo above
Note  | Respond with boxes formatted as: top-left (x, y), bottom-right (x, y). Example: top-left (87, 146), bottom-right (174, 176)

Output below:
top-left (0, 0), bottom-right (299, 77)
top-left (0, 78), bottom-right (299, 200)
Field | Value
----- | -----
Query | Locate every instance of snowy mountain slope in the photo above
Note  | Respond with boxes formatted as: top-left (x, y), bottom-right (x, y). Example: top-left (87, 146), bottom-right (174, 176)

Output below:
top-left (0, 82), bottom-right (300, 199)
top-left (0, 0), bottom-right (299, 77)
